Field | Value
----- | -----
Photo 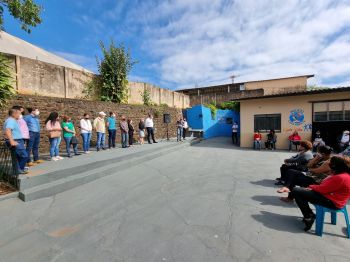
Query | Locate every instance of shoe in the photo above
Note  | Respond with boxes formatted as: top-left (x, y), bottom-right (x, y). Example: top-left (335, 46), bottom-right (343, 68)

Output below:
top-left (35, 160), bottom-right (44, 164)
top-left (303, 216), bottom-right (315, 231)
top-left (102, 148), bottom-right (106, 150)
top-left (275, 181), bottom-right (284, 186)
top-left (153, 141), bottom-right (158, 143)
top-left (75, 153), bottom-right (82, 156)
top-left (51, 157), bottom-right (59, 161)
top-left (86, 151), bottom-right (91, 154)
top-left (68, 155), bottom-right (73, 158)
top-left (24, 167), bottom-right (29, 171)
top-left (27, 162), bottom-right (35, 167)
top-left (97, 148), bottom-right (100, 152)
top-left (19, 170), bottom-right (29, 175)
top-left (148, 142), bottom-right (152, 144)
top-left (57, 156), bottom-right (64, 160)
top-left (276, 178), bottom-right (281, 181)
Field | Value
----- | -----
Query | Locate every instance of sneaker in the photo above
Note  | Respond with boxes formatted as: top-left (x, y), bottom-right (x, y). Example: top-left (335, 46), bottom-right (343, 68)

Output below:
top-left (303, 216), bottom-right (315, 232)
top-left (35, 159), bottom-right (45, 164)
top-left (27, 162), bottom-right (35, 167)
top-left (19, 170), bottom-right (29, 175)
top-left (51, 157), bottom-right (59, 161)
top-left (86, 151), bottom-right (91, 154)
top-left (56, 156), bottom-right (64, 160)
top-left (75, 153), bottom-right (82, 156)
top-left (68, 155), bottom-right (73, 158)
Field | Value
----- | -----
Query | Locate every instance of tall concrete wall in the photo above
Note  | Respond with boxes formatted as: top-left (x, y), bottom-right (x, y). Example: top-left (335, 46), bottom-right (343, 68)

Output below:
top-left (2, 53), bottom-right (190, 108)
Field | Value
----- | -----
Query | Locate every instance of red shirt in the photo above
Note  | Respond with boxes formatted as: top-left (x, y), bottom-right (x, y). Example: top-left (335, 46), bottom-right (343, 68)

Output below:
top-left (289, 134), bottom-right (301, 141)
top-left (254, 133), bottom-right (262, 140)
top-left (309, 173), bottom-right (350, 208)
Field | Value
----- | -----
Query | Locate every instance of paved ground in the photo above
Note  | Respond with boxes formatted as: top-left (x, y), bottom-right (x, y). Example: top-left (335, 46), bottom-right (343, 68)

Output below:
top-left (0, 137), bottom-right (349, 262)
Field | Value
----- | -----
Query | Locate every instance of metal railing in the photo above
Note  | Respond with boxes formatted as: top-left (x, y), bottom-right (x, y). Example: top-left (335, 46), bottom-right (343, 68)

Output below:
top-left (0, 141), bottom-right (19, 188)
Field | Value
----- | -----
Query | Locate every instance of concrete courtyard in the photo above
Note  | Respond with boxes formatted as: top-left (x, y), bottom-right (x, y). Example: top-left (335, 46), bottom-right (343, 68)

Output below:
top-left (0, 137), bottom-right (349, 262)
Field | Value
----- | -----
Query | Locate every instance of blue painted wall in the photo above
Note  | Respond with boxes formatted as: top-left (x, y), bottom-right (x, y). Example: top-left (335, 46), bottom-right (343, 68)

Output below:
top-left (186, 105), bottom-right (240, 139)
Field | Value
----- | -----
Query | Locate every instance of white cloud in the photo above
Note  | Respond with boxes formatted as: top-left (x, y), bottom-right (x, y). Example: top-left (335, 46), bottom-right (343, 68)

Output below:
top-left (126, 0), bottom-right (350, 89)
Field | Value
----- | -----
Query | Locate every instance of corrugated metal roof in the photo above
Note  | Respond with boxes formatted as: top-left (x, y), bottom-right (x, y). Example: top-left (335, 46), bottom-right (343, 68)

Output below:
top-left (0, 31), bottom-right (92, 73)
top-left (233, 87), bottom-right (350, 101)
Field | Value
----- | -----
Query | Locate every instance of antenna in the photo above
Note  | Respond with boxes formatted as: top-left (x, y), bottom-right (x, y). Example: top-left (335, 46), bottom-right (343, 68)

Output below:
top-left (230, 74), bottom-right (241, 84)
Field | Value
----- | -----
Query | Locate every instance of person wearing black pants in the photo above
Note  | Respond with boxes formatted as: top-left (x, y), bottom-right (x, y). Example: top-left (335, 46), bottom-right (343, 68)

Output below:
top-left (292, 156), bottom-right (350, 231)
top-left (145, 114), bottom-right (157, 144)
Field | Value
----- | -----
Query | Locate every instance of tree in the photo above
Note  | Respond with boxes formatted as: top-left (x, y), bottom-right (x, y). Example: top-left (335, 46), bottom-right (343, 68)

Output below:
top-left (97, 40), bottom-right (137, 103)
top-left (0, 0), bottom-right (42, 33)
top-left (0, 54), bottom-right (16, 107)
top-left (140, 88), bottom-right (152, 106)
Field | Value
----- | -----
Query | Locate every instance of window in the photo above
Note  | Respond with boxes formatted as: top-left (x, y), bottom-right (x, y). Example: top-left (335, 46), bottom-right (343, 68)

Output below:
top-left (239, 84), bottom-right (245, 91)
top-left (254, 114), bottom-right (281, 133)
top-left (313, 101), bottom-right (350, 122)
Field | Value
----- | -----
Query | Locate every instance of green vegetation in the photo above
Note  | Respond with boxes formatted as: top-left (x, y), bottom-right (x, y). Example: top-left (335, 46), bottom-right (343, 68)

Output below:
top-left (0, 0), bottom-right (42, 33)
top-left (96, 40), bottom-right (137, 103)
top-left (0, 54), bottom-right (16, 107)
top-left (140, 88), bottom-right (153, 106)
top-left (205, 101), bottom-right (240, 119)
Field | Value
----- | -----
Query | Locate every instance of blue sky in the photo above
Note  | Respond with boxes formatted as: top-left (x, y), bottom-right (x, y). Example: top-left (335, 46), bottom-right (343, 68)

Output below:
top-left (3, 0), bottom-right (350, 89)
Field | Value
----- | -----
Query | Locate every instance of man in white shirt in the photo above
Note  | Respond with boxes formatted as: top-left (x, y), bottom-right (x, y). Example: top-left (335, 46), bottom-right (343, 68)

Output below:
top-left (80, 113), bottom-right (93, 153)
top-left (232, 121), bottom-right (239, 145)
top-left (145, 114), bottom-right (157, 144)
top-left (182, 118), bottom-right (189, 140)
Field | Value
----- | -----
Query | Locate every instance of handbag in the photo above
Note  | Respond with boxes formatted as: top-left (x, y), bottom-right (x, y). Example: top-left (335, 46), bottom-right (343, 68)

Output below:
top-left (48, 130), bottom-right (61, 138)
top-left (71, 136), bottom-right (78, 145)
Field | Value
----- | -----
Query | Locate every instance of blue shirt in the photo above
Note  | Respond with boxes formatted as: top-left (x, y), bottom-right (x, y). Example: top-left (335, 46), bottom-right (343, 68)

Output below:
top-left (24, 114), bottom-right (40, 132)
top-left (107, 117), bottom-right (116, 130)
top-left (4, 117), bottom-right (22, 140)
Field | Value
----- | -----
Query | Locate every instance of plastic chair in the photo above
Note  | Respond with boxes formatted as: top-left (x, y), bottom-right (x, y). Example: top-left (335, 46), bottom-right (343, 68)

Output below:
top-left (314, 205), bottom-right (350, 238)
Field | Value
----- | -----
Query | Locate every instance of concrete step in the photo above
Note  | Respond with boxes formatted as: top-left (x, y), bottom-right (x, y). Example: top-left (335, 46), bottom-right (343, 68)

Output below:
top-left (19, 139), bottom-right (199, 201)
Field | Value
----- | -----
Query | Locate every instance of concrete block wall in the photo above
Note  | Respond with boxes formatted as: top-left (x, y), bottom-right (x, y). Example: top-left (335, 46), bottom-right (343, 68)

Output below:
top-left (0, 95), bottom-right (183, 154)
top-left (2, 53), bottom-right (190, 109)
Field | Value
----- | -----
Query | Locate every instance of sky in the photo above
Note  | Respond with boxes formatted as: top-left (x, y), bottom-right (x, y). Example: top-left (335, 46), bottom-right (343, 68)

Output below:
top-left (3, 0), bottom-right (350, 90)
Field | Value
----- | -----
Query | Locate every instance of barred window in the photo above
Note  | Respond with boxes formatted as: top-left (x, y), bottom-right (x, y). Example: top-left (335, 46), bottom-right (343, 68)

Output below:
top-left (254, 114), bottom-right (281, 133)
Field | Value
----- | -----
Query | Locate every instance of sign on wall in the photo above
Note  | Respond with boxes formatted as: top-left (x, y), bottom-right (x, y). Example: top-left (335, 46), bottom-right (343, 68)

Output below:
top-left (288, 108), bottom-right (305, 126)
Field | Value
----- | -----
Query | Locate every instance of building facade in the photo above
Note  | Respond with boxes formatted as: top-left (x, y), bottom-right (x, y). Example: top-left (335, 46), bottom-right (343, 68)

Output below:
top-left (237, 88), bottom-right (350, 150)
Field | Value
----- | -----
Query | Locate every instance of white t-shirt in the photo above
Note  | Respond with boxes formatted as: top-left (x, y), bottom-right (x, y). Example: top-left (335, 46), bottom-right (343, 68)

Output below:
top-left (183, 121), bottom-right (188, 129)
top-left (145, 117), bottom-right (154, 128)
top-left (80, 119), bottom-right (92, 133)
top-left (232, 124), bottom-right (238, 133)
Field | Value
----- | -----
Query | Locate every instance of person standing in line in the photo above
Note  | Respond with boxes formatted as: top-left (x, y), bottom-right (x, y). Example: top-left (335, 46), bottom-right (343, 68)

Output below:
top-left (107, 112), bottom-right (117, 149)
top-left (182, 118), bottom-right (188, 140)
top-left (128, 119), bottom-right (135, 146)
top-left (24, 107), bottom-right (43, 166)
top-left (45, 112), bottom-right (63, 161)
top-left (145, 114), bottom-right (157, 144)
top-left (138, 118), bottom-right (145, 145)
top-left (12, 106), bottom-right (30, 165)
top-left (62, 116), bottom-right (80, 158)
top-left (93, 112), bottom-right (106, 151)
top-left (232, 121), bottom-right (239, 145)
top-left (176, 117), bottom-right (184, 142)
top-left (120, 116), bottom-right (129, 148)
top-left (80, 113), bottom-right (92, 154)
top-left (3, 108), bottom-right (29, 174)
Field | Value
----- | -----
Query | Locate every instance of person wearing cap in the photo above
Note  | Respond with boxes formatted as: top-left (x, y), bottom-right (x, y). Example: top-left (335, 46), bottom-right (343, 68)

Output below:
top-left (338, 130), bottom-right (350, 152)
top-left (93, 112), bottom-right (106, 151)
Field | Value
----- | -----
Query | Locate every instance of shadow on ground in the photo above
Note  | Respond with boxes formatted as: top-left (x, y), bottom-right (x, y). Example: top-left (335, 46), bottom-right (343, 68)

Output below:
top-left (252, 195), bottom-right (296, 208)
top-left (251, 211), bottom-right (303, 233)
top-left (250, 179), bottom-right (278, 188)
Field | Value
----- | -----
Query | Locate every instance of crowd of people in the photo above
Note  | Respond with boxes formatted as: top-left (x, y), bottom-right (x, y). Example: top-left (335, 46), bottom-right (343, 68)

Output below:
top-left (2, 106), bottom-right (165, 175)
top-left (274, 139), bottom-right (350, 233)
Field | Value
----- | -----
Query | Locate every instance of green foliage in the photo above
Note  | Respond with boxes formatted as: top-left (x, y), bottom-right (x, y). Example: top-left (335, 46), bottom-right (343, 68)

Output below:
top-left (97, 40), bottom-right (137, 103)
top-left (160, 103), bottom-right (169, 108)
top-left (218, 101), bottom-right (240, 112)
top-left (205, 103), bottom-right (217, 119)
top-left (0, 54), bottom-right (16, 107)
top-left (0, 0), bottom-right (42, 33)
top-left (140, 88), bottom-right (153, 106)
top-left (83, 75), bottom-right (102, 99)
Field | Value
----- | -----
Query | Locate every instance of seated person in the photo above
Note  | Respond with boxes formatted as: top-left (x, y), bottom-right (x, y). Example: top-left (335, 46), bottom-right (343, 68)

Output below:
top-left (275, 141), bottom-right (314, 185)
top-left (337, 130), bottom-right (350, 152)
top-left (253, 130), bottom-right (262, 150)
top-left (265, 129), bottom-right (277, 150)
top-left (312, 130), bottom-right (325, 152)
top-left (288, 131), bottom-right (301, 151)
top-left (292, 156), bottom-right (350, 232)
top-left (277, 145), bottom-right (334, 202)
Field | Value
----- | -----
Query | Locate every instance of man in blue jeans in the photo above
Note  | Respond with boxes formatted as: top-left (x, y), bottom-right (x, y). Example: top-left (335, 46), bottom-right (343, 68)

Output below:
top-left (3, 108), bottom-right (28, 174)
top-left (24, 107), bottom-right (43, 166)
top-left (107, 112), bottom-right (117, 148)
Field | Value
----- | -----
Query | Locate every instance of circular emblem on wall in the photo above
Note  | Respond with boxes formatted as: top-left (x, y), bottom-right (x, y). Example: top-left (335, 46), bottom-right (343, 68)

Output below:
top-left (288, 108), bottom-right (305, 126)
